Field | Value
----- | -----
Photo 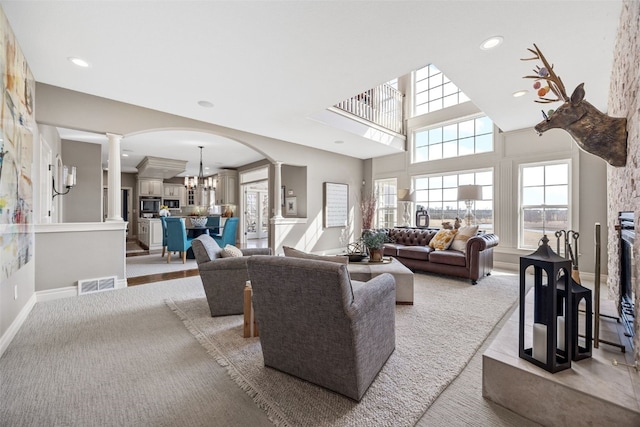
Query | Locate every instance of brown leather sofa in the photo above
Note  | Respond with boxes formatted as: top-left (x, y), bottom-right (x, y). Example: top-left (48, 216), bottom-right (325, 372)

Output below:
top-left (383, 228), bottom-right (499, 285)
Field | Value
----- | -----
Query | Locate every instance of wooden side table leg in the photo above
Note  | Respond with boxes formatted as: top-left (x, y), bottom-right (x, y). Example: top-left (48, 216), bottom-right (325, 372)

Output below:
top-left (243, 281), bottom-right (258, 338)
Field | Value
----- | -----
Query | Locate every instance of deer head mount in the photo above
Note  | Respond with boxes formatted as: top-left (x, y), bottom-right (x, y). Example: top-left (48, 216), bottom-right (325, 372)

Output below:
top-left (522, 44), bottom-right (627, 167)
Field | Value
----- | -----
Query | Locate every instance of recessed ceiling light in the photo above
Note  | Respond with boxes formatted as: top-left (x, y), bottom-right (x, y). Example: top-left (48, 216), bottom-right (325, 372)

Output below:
top-left (480, 36), bottom-right (503, 50)
top-left (121, 153), bottom-right (129, 157)
top-left (334, 140), bottom-right (344, 144)
top-left (198, 100), bottom-right (214, 108)
top-left (68, 57), bottom-right (90, 67)
top-left (512, 90), bottom-right (528, 98)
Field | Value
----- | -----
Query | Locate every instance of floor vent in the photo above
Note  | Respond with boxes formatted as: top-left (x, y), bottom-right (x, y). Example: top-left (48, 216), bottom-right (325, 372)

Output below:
top-left (78, 276), bottom-right (117, 295)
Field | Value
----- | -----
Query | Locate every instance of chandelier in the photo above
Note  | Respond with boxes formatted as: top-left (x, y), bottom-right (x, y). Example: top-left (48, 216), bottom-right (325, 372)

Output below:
top-left (184, 146), bottom-right (214, 191)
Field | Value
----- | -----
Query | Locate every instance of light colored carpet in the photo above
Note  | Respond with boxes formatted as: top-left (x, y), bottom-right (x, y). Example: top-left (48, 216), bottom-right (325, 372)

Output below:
top-left (0, 277), bottom-right (273, 427)
top-left (168, 270), bottom-right (521, 427)
top-left (126, 253), bottom-right (197, 278)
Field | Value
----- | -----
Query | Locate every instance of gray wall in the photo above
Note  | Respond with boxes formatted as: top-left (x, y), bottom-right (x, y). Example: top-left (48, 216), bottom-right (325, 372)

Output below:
top-left (34, 225), bottom-right (126, 292)
top-left (282, 165), bottom-right (307, 218)
top-left (372, 119), bottom-right (608, 275)
top-left (62, 139), bottom-right (103, 222)
top-left (33, 84), bottom-right (364, 256)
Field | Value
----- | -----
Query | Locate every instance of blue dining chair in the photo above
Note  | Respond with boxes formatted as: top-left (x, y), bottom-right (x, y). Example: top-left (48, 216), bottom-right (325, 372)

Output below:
top-left (160, 216), bottom-right (168, 257)
top-left (205, 216), bottom-right (221, 236)
top-left (214, 217), bottom-right (238, 247)
top-left (165, 217), bottom-right (193, 264)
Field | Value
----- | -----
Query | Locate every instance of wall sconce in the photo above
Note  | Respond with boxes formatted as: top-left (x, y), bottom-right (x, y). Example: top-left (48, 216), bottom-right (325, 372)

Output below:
top-left (52, 164), bottom-right (77, 198)
top-left (397, 188), bottom-right (415, 227)
top-left (457, 185), bottom-right (483, 226)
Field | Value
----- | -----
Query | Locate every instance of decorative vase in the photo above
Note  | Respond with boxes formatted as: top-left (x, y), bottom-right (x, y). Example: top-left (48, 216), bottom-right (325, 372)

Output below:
top-left (368, 248), bottom-right (384, 262)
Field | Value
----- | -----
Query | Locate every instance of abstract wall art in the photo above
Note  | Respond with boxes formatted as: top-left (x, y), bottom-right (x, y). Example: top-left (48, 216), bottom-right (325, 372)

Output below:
top-left (1, 9), bottom-right (35, 281)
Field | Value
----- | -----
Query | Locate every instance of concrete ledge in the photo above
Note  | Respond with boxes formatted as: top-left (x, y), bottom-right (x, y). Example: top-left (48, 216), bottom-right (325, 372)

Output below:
top-left (483, 304), bottom-right (640, 426)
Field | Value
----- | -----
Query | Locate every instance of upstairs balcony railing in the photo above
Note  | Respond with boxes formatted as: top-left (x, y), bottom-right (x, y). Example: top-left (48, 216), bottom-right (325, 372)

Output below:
top-left (334, 83), bottom-right (404, 134)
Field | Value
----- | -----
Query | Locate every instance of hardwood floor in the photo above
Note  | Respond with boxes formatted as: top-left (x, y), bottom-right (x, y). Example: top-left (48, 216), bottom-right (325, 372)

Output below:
top-left (125, 237), bottom-right (268, 287)
top-left (127, 268), bottom-right (199, 286)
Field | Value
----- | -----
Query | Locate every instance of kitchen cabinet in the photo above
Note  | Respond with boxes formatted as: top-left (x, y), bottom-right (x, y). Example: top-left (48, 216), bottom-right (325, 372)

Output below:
top-left (138, 221), bottom-right (149, 247)
top-left (163, 184), bottom-right (185, 205)
top-left (137, 218), bottom-right (163, 251)
top-left (215, 170), bottom-right (238, 205)
top-left (138, 179), bottom-right (164, 197)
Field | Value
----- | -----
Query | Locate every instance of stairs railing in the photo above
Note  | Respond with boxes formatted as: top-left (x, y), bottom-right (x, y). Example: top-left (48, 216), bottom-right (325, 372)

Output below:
top-left (334, 83), bottom-right (404, 134)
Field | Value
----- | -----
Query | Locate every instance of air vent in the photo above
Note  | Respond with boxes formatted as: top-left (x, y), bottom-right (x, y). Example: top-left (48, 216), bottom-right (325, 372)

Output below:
top-left (78, 276), bottom-right (117, 295)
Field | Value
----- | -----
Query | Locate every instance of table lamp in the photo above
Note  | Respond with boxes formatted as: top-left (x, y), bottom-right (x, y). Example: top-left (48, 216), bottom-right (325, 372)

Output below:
top-left (457, 185), bottom-right (482, 226)
top-left (397, 188), bottom-right (415, 227)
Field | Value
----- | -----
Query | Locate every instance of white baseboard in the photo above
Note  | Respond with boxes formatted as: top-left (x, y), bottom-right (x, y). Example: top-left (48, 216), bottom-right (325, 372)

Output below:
top-left (0, 293), bottom-right (37, 358)
top-left (36, 286), bottom-right (78, 302)
top-left (37, 278), bottom-right (128, 301)
top-left (494, 261), bottom-right (519, 272)
top-left (493, 261), bottom-right (608, 286)
top-left (1, 278), bottom-right (128, 358)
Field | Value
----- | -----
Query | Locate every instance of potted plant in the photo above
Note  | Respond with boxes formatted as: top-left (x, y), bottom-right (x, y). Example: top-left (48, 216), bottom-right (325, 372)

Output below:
top-left (361, 229), bottom-right (389, 262)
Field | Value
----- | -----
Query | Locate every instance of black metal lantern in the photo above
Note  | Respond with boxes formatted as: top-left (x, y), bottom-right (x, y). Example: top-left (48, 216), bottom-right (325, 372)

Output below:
top-left (557, 277), bottom-right (593, 360)
top-left (519, 235), bottom-right (573, 373)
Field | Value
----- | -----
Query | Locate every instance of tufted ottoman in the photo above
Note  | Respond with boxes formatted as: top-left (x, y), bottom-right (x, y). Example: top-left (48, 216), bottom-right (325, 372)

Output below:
top-left (347, 257), bottom-right (414, 304)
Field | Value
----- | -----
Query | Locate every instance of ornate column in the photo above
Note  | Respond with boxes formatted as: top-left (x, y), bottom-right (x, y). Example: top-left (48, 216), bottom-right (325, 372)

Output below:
top-left (106, 133), bottom-right (123, 221)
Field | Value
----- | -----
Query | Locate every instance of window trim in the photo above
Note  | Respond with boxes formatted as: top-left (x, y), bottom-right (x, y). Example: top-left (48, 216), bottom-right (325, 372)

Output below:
top-left (518, 159), bottom-right (572, 250)
top-left (411, 168), bottom-right (494, 233)
top-left (411, 114), bottom-right (494, 164)
top-left (411, 64), bottom-right (468, 117)
top-left (374, 177), bottom-right (398, 228)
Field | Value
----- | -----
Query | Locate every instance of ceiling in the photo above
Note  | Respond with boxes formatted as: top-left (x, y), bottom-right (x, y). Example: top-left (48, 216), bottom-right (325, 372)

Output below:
top-left (1, 1), bottom-right (622, 177)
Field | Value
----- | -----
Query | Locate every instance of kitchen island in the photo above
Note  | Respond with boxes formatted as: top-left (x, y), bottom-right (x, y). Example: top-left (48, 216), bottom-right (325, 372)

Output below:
top-left (138, 218), bottom-right (163, 252)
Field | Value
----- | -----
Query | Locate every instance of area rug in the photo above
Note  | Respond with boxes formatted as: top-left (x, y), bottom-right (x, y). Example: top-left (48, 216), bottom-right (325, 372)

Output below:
top-left (167, 271), bottom-right (519, 426)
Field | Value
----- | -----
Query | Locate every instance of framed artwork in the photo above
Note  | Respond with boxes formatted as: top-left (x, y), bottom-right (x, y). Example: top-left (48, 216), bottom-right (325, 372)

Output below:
top-left (285, 196), bottom-right (297, 216)
top-left (323, 182), bottom-right (348, 228)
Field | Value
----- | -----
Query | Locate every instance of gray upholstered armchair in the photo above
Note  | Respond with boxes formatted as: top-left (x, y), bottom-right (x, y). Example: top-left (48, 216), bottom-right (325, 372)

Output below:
top-left (191, 234), bottom-right (272, 317)
top-left (247, 255), bottom-right (396, 401)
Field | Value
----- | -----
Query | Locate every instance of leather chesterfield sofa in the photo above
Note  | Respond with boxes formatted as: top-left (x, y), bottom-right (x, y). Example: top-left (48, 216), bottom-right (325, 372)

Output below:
top-left (382, 228), bottom-right (499, 284)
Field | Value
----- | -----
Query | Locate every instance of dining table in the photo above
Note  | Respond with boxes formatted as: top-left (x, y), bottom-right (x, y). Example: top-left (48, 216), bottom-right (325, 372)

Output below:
top-left (186, 226), bottom-right (210, 258)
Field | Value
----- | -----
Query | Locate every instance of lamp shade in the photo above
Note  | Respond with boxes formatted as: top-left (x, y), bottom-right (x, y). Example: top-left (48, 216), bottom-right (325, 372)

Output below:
top-left (397, 188), bottom-right (415, 202)
top-left (457, 185), bottom-right (482, 201)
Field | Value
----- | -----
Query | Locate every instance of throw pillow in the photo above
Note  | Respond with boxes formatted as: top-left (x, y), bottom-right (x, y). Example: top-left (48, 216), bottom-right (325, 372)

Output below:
top-left (428, 229), bottom-right (458, 251)
top-left (282, 246), bottom-right (349, 264)
top-left (450, 225), bottom-right (479, 253)
top-left (220, 244), bottom-right (243, 258)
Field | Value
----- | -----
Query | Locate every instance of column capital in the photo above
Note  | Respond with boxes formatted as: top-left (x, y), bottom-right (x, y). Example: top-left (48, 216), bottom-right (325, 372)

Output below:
top-left (105, 132), bottom-right (123, 140)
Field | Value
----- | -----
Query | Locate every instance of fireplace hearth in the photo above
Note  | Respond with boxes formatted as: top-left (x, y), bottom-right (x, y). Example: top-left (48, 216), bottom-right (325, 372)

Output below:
top-left (618, 211), bottom-right (635, 346)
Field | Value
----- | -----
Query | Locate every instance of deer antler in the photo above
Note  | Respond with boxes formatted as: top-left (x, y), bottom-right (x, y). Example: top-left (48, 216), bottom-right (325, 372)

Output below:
top-left (521, 43), bottom-right (569, 104)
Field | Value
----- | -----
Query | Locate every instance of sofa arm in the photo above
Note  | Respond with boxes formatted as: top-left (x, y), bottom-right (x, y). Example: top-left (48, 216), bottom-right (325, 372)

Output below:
top-left (240, 248), bottom-right (272, 256)
top-left (466, 233), bottom-right (499, 253)
top-left (466, 233), bottom-right (499, 283)
top-left (349, 273), bottom-right (396, 318)
top-left (348, 273), bottom-right (396, 391)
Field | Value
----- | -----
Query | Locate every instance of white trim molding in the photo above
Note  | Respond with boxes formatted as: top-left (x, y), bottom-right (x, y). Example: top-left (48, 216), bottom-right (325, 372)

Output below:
top-left (0, 294), bottom-right (37, 358)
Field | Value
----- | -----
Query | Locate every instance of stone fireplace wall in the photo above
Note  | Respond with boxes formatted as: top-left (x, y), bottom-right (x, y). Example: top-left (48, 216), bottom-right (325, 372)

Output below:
top-left (607, 0), bottom-right (640, 360)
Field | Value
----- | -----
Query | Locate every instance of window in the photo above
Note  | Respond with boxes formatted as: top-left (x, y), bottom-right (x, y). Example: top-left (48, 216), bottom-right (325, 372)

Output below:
top-left (413, 169), bottom-right (493, 233)
top-left (413, 116), bottom-right (493, 163)
top-left (413, 64), bottom-right (469, 116)
top-left (520, 161), bottom-right (570, 249)
top-left (374, 178), bottom-right (397, 228)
